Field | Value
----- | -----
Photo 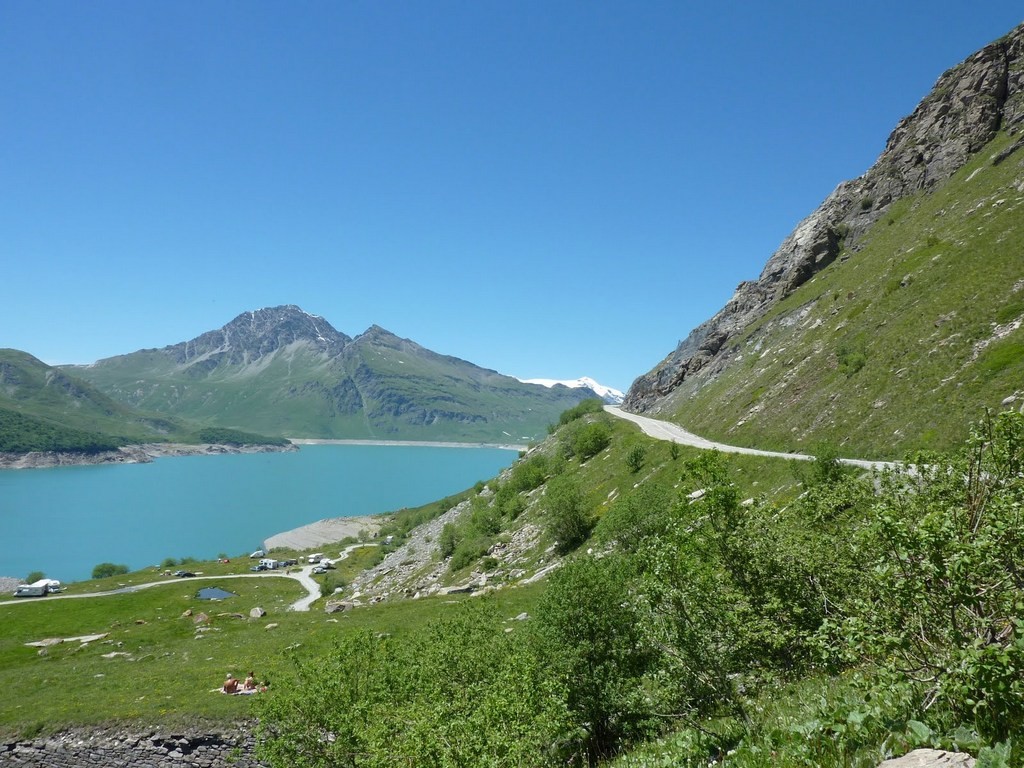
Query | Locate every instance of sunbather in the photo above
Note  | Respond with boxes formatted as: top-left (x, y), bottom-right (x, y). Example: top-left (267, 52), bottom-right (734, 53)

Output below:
top-left (222, 673), bottom-right (240, 694)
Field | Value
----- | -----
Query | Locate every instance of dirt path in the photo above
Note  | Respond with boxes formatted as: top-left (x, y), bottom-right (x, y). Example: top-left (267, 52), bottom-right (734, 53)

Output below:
top-left (0, 568), bottom-right (321, 612)
top-left (605, 406), bottom-right (897, 471)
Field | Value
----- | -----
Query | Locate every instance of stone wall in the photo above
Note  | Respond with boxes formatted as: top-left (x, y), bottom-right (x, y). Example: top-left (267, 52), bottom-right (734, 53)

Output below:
top-left (0, 726), bottom-right (265, 768)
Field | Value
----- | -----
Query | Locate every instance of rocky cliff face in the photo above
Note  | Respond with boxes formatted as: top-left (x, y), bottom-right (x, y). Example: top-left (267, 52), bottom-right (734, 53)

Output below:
top-left (625, 23), bottom-right (1024, 413)
top-left (165, 304), bottom-right (351, 369)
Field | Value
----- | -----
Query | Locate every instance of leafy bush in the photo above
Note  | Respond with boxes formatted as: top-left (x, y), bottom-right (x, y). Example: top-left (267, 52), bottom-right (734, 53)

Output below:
top-left (319, 572), bottom-right (346, 597)
top-left (255, 601), bottom-right (571, 768)
top-left (625, 444), bottom-right (646, 473)
top-left (469, 495), bottom-right (501, 536)
top-left (450, 537), bottom-right (491, 571)
top-left (91, 562), bottom-right (129, 579)
top-left (558, 398), bottom-right (606, 427)
top-left (507, 454), bottom-right (550, 492)
top-left (830, 411), bottom-right (1024, 740)
top-left (545, 475), bottom-right (592, 554)
top-left (594, 484), bottom-right (673, 552)
top-left (534, 556), bottom-right (659, 764)
top-left (438, 522), bottom-right (460, 559)
top-left (836, 345), bottom-right (867, 376)
top-left (573, 421), bottom-right (612, 461)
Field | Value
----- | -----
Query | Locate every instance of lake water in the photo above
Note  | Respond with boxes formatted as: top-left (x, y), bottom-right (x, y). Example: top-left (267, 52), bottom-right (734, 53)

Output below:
top-left (0, 444), bottom-right (517, 583)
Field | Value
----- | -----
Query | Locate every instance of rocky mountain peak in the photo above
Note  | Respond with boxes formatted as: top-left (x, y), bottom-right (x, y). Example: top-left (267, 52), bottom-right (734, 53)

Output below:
top-left (625, 22), bottom-right (1024, 413)
top-left (167, 305), bottom-right (351, 368)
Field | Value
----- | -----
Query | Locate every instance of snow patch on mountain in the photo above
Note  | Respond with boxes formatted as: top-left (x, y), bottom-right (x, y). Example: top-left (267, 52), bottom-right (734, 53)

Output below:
top-left (519, 376), bottom-right (624, 405)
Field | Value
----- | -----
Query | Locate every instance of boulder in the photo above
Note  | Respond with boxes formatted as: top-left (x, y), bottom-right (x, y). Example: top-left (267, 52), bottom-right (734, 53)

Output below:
top-left (249, 606), bottom-right (266, 618)
top-left (878, 749), bottom-right (975, 768)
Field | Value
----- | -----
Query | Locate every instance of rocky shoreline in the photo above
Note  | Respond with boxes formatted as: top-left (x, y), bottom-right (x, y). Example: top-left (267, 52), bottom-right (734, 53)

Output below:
top-left (0, 441), bottom-right (297, 470)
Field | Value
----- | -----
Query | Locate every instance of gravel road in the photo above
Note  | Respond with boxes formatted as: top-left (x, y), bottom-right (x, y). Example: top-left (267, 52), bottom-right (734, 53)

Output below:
top-left (605, 406), bottom-right (897, 471)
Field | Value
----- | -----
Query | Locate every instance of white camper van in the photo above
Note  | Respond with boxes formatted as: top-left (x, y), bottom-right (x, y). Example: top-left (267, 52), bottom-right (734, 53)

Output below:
top-left (14, 579), bottom-right (51, 597)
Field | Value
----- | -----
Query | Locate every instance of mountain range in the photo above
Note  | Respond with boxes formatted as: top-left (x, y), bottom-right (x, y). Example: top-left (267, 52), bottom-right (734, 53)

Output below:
top-left (624, 22), bottom-right (1024, 459)
top-left (59, 306), bottom-right (599, 444)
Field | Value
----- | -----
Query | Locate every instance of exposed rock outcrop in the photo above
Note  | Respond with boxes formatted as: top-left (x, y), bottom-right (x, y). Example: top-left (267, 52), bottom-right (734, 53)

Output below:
top-left (0, 725), bottom-right (263, 767)
top-left (625, 23), bottom-right (1024, 413)
top-left (167, 304), bottom-right (351, 367)
top-left (877, 748), bottom-right (975, 768)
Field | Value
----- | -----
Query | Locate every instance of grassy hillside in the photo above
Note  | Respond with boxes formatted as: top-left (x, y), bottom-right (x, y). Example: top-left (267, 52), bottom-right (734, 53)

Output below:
top-left (5, 403), bottom-right (1024, 765)
top-left (0, 349), bottom-right (288, 453)
top-left (662, 131), bottom-right (1024, 459)
top-left (0, 412), bottom-right (804, 740)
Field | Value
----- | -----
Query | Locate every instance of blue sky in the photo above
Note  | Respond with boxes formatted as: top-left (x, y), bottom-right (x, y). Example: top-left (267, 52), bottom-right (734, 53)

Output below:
top-left (2, 3), bottom-right (1022, 392)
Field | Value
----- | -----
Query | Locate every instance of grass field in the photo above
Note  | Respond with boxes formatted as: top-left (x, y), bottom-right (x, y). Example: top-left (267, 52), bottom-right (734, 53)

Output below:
top-left (0, 557), bottom-right (545, 740)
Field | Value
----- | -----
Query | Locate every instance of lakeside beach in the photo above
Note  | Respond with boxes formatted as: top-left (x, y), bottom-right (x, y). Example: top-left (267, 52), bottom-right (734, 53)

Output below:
top-left (262, 514), bottom-right (384, 551)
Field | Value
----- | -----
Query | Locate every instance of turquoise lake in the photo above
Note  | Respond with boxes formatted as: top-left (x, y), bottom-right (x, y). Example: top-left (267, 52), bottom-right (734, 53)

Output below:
top-left (0, 444), bottom-right (517, 583)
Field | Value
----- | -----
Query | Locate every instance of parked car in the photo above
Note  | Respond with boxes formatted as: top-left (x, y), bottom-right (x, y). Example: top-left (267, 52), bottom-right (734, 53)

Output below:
top-left (250, 563), bottom-right (268, 572)
top-left (249, 549), bottom-right (265, 559)
top-left (175, 571), bottom-right (196, 578)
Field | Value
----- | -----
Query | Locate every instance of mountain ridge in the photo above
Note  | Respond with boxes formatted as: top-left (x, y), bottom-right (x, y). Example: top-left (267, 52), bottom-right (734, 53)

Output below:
top-left (67, 306), bottom-right (597, 443)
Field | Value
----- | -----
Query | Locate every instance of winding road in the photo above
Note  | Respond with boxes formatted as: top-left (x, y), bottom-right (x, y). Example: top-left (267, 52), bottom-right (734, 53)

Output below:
top-left (0, 565), bottom-right (322, 611)
top-left (605, 406), bottom-right (898, 471)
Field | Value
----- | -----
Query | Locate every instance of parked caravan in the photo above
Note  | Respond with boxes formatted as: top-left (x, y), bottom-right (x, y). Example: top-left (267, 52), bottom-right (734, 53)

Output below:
top-left (14, 579), bottom-right (51, 597)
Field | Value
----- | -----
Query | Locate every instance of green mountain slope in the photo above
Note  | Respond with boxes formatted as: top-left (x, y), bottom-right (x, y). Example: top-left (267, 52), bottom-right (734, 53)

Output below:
top-left (67, 306), bottom-right (593, 442)
top-left (0, 349), bottom-right (179, 451)
top-left (626, 23), bottom-right (1024, 459)
top-left (0, 348), bottom-right (286, 454)
top-left (669, 132), bottom-right (1023, 458)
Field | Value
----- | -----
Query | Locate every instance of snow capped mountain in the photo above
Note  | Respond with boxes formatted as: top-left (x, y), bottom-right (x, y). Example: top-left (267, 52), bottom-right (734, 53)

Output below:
top-left (519, 376), bottom-right (624, 405)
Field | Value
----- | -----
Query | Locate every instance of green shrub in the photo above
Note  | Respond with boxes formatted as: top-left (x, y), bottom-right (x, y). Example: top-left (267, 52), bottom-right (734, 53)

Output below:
top-left (450, 536), bottom-right (491, 571)
top-left (91, 562), bottom-right (129, 579)
top-left (625, 444), bottom-right (646, 473)
top-left (545, 475), bottom-right (591, 554)
top-left (558, 398), bottom-right (605, 426)
top-left (837, 345), bottom-right (867, 376)
top-left (469, 496), bottom-right (501, 536)
top-left (438, 523), bottom-right (460, 559)
top-left (320, 572), bottom-right (346, 597)
top-left (573, 421), bottom-right (611, 461)
top-left (594, 484), bottom-right (672, 552)
top-left (255, 602), bottom-right (571, 768)
top-left (831, 411), bottom-right (1024, 741)
top-left (534, 555), bottom-right (658, 763)
top-left (507, 454), bottom-right (549, 492)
